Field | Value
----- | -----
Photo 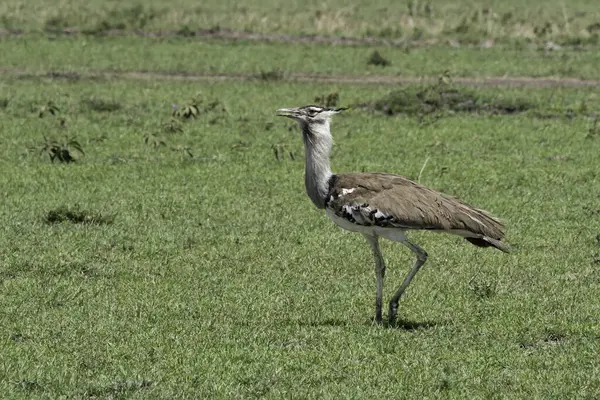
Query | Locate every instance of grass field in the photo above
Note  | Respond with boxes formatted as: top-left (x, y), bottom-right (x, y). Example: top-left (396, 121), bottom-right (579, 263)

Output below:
top-left (2, 0), bottom-right (600, 45)
top-left (4, 36), bottom-right (600, 80)
top-left (1, 1), bottom-right (600, 398)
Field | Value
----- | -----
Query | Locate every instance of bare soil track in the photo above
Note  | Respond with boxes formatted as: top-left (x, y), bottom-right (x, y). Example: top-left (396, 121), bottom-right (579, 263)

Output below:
top-left (2, 69), bottom-right (599, 87)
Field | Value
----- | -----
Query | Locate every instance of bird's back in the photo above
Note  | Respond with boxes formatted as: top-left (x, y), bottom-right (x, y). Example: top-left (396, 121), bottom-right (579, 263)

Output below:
top-left (327, 173), bottom-right (509, 251)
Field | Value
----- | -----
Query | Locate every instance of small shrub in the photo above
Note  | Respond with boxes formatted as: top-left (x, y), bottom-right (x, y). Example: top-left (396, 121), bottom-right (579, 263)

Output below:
top-left (468, 275), bottom-right (497, 299)
top-left (587, 22), bottom-right (600, 34)
top-left (407, 0), bottom-right (433, 17)
top-left (171, 146), bottom-right (194, 159)
top-left (82, 20), bottom-right (125, 36)
top-left (367, 73), bottom-right (533, 118)
top-left (35, 101), bottom-right (59, 118)
top-left (0, 98), bottom-right (9, 109)
top-left (257, 69), bottom-right (284, 81)
top-left (314, 92), bottom-right (340, 108)
top-left (534, 22), bottom-right (553, 38)
top-left (367, 50), bottom-right (391, 67)
top-left (44, 15), bottom-right (70, 33)
top-left (110, 5), bottom-right (156, 29)
top-left (82, 5), bottom-right (158, 35)
top-left (372, 27), bottom-right (403, 38)
top-left (501, 12), bottom-right (513, 25)
top-left (176, 26), bottom-right (196, 37)
top-left (161, 118), bottom-right (184, 133)
top-left (172, 95), bottom-right (227, 120)
top-left (586, 116), bottom-right (599, 139)
top-left (454, 17), bottom-right (471, 34)
top-left (45, 72), bottom-right (81, 81)
top-left (84, 98), bottom-right (121, 112)
top-left (143, 132), bottom-right (167, 150)
top-left (172, 103), bottom-right (199, 119)
top-left (40, 136), bottom-right (84, 163)
top-left (271, 144), bottom-right (294, 161)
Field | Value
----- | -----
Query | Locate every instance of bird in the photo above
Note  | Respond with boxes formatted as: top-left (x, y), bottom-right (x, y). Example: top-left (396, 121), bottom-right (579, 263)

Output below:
top-left (276, 105), bottom-right (510, 325)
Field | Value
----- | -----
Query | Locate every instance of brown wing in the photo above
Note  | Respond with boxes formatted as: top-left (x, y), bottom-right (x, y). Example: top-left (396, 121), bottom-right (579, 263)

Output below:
top-left (327, 173), bottom-right (508, 250)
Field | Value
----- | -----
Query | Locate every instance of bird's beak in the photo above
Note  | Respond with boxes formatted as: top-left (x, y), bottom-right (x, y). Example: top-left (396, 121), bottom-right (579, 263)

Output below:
top-left (276, 108), bottom-right (300, 119)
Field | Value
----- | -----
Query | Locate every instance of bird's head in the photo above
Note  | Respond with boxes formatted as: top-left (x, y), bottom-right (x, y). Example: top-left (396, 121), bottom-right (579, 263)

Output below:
top-left (276, 105), bottom-right (347, 128)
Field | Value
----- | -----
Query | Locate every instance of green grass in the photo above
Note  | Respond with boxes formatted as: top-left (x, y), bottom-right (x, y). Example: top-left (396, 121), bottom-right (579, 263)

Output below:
top-left (1, 78), bottom-right (600, 398)
top-left (2, 0), bottom-right (600, 397)
top-left (2, 36), bottom-right (600, 80)
top-left (2, 0), bottom-right (600, 45)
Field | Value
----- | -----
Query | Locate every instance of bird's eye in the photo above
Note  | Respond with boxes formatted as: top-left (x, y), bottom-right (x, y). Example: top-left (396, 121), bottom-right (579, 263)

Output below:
top-left (307, 107), bottom-right (321, 117)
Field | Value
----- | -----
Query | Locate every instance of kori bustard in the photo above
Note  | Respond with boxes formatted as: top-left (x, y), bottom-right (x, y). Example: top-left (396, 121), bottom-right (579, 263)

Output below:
top-left (277, 105), bottom-right (510, 325)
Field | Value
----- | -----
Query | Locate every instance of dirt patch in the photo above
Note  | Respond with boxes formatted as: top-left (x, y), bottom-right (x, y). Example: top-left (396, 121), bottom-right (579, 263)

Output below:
top-left (366, 83), bottom-right (534, 116)
top-left (2, 69), bottom-right (600, 88)
top-left (45, 71), bottom-right (82, 81)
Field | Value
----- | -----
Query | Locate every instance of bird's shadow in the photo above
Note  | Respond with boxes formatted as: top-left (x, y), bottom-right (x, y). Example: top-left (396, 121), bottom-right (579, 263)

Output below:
top-left (280, 317), bottom-right (438, 330)
top-left (281, 318), bottom-right (350, 328)
top-left (304, 318), bottom-right (349, 327)
top-left (390, 319), bottom-right (437, 331)
top-left (366, 318), bottom-right (438, 331)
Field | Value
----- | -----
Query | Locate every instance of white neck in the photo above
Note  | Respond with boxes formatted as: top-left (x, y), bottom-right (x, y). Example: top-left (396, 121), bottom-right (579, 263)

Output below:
top-left (301, 120), bottom-right (333, 209)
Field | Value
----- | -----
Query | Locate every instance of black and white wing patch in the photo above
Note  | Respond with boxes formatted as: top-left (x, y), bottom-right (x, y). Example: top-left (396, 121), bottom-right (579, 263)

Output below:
top-left (337, 202), bottom-right (398, 227)
top-left (326, 187), bottom-right (416, 230)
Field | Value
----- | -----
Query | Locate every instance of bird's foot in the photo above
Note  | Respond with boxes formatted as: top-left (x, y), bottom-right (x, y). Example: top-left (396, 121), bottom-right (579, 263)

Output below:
top-left (371, 314), bottom-right (383, 325)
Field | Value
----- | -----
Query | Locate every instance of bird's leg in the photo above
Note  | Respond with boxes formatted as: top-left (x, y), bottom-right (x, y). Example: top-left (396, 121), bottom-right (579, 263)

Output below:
top-left (363, 234), bottom-right (386, 324)
top-left (389, 241), bottom-right (428, 325)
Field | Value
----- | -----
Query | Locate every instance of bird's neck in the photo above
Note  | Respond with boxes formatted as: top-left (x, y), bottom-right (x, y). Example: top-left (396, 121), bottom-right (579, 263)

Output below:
top-left (302, 121), bottom-right (333, 209)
